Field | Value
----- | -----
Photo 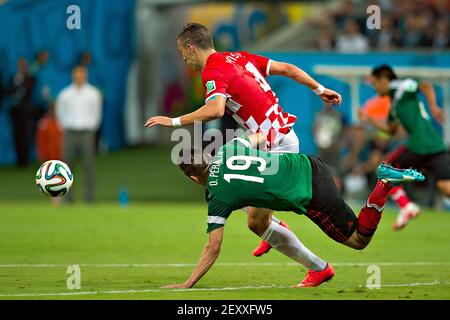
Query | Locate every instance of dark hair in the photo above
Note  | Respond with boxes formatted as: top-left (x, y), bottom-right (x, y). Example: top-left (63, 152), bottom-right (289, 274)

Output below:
top-left (178, 148), bottom-right (211, 178)
top-left (371, 64), bottom-right (397, 81)
top-left (178, 23), bottom-right (214, 50)
top-left (72, 64), bottom-right (87, 71)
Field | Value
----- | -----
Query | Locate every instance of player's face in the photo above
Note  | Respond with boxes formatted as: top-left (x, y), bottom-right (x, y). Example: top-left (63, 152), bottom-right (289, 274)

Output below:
top-left (177, 39), bottom-right (202, 71)
top-left (72, 67), bottom-right (87, 86)
top-left (371, 76), bottom-right (390, 96)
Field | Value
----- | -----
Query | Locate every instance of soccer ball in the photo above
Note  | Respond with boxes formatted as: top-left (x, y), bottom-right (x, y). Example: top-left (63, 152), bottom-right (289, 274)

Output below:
top-left (36, 160), bottom-right (73, 197)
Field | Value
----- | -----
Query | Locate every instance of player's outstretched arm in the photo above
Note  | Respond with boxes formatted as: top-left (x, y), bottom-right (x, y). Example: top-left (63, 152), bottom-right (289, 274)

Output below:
top-left (144, 95), bottom-right (226, 128)
top-left (161, 227), bottom-right (224, 289)
top-left (269, 61), bottom-right (342, 106)
top-left (419, 81), bottom-right (445, 124)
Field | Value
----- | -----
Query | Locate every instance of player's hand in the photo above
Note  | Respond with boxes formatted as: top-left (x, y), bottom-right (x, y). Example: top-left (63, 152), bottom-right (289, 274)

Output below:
top-left (144, 116), bottom-right (173, 128)
top-left (161, 282), bottom-right (192, 289)
top-left (320, 88), bottom-right (342, 106)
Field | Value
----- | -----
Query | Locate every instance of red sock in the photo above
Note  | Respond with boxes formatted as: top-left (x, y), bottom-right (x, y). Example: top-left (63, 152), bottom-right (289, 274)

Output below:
top-left (357, 180), bottom-right (393, 236)
top-left (388, 186), bottom-right (411, 209)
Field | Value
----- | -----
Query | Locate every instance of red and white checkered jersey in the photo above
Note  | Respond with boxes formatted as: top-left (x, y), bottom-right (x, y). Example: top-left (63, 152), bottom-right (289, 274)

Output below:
top-left (201, 51), bottom-right (297, 148)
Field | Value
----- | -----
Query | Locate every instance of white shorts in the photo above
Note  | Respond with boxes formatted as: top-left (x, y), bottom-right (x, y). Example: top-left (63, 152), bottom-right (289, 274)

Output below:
top-left (268, 129), bottom-right (299, 154)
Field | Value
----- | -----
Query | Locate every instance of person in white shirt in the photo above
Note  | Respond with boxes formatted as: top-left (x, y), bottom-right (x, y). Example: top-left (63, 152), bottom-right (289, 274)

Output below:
top-left (336, 19), bottom-right (369, 53)
top-left (56, 65), bottom-right (102, 203)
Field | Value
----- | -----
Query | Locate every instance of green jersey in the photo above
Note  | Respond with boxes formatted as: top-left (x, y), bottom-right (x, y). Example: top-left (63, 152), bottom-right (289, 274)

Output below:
top-left (206, 137), bottom-right (313, 233)
top-left (388, 79), bottom-right (446, 154)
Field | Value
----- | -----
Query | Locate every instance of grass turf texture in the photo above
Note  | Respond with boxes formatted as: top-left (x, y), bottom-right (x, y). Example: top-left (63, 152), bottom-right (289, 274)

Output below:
top-left (0, 148), bottom-right (449, 299)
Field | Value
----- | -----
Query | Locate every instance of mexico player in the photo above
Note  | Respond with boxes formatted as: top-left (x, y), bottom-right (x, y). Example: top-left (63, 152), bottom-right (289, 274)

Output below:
top-left (162, 133), bottom-right (424, 288)
top-left (360, 65), bottom-right (450, 230)
top-left (145, 23), bottom-right (342, 258)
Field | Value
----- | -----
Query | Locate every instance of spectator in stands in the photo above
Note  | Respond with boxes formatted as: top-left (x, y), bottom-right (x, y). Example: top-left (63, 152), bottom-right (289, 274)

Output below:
top-left (372, 16), bottom-right (401, 50)
top-left (425, 17), bottom-right (450, 49)
top-left (336, 19), bottom-right (369, 53)
top-left (401, 14), bottom-right (427, 48)
top-left (334, 0), bottom-right (363, 30)
top-left (79, 50), bottom-right (100, 87)
top-left (9, 57), bottom-right (36, 167)
top-left (433, 0), bottom-right (450, 18)
top-left (29, 50), bottom-right (49, 76)
top-left (316, 23), bottom-right (336, 51)
top-left (56, 65), bottom-right (102, 204)
top-left (28, 50), bottom-right (52, 159)
top-left (29, 50), bottom-right (52, 109)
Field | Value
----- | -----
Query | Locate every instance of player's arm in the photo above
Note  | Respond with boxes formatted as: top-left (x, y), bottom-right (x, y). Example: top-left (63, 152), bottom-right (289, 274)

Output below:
top-left (161, 227), bottom-right (224, 289)
top-left (419, 81), bottom-right (444, 124)
top-left (269, 61), bottom-right (342, 105)
top-left (247, 132), bottom-right (267, 149)
top-left (144, 95), bottom-right (226, 128)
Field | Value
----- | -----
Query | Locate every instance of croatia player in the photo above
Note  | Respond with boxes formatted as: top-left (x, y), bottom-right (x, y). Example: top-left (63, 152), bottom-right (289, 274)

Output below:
top-left (145, 23), bottom-right (342, 259)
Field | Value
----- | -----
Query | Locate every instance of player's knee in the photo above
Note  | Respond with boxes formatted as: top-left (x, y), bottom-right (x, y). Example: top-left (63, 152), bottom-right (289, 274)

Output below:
top-left (345, 233), bottom-right (369, 250)
top-left (352, 241), bottom-right (368, 250)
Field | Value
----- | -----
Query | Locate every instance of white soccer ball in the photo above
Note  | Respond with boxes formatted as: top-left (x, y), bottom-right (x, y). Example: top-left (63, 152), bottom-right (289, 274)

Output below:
top-left (35, 160), bottom-right (74, 197)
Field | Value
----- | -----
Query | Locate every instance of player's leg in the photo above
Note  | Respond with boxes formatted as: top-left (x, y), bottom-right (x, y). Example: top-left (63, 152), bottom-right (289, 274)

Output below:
top-left (384, 145), bottom-right (422, 230)
top-left (344, 164), bottom-right (425, 249)
top-left (246, 207), bottom-right (272, 235)
top-left (251, 129), bottom-right (300, 256)
top-left (248, 207), bottom-right (291, 256)
top-left (248, 207), bottom-right (327, 271)
top-left (305, 155), bottom-right (360, 246)
top-left (250, 206), bottom-right (331, 287)
top-left (63, 130), bottom-right (77, 202)
top-left (423, 151), bottom-right (450, 204)
top-left (80, 131), bottom-right (96, 203)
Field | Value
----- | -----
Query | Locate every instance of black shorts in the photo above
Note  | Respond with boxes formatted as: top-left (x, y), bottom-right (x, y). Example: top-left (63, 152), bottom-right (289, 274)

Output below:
top-left (305, 155), bottom-right (358, 243)
top-left (384, 145), bottom-right (450, 181)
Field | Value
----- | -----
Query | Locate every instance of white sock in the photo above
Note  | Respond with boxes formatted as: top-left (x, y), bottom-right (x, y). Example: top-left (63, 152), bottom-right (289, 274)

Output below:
top-left (271, 216), bottom-right (281, 224)
top-left (262, 221), bottom-right (327, 271)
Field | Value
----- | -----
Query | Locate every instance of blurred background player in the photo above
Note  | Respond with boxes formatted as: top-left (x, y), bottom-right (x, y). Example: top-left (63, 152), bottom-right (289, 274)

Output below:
top-left (360, 64), bottom-right (450, 230)
top-left (145, 22), bottom-right (343, 259)
top-left (55, 65), bottom-right (102, 204)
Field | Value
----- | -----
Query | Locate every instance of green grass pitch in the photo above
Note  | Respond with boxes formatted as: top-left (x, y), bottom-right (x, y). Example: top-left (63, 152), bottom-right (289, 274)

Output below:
top-left (0, 148), bottom-right (449, 299)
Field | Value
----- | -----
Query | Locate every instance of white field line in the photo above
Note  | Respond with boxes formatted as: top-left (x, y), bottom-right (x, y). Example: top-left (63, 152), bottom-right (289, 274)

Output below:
top-left (0, 285), bottom-right (288, 297)
top-left (0, 262), bottom-right (449, 268)
top-left (1, 282), bottom-right (450, 298)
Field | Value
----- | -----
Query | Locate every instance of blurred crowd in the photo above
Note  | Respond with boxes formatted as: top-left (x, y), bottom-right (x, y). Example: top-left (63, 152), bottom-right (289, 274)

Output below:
top-left (314, 0), bottom-right (450, 52)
